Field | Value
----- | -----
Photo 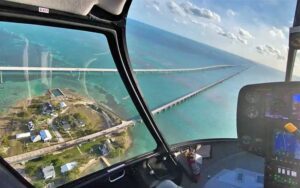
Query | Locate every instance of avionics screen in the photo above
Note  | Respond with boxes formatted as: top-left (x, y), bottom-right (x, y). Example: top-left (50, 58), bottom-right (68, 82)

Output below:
top-left (264, 92), bottom-right (300, 120)
top-left (292, 94), bottom-right (300, 120)
top-left (274, 131), bottom-right (300, 160)
top-left (264, 92), bottom-right (289, 119)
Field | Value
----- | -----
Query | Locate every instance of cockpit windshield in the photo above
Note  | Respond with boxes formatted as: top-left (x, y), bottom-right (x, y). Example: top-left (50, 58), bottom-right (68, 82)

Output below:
top-left (0, 22), bottom-right (156, 187)
top-left (126, 0), bottom-right (297, 144)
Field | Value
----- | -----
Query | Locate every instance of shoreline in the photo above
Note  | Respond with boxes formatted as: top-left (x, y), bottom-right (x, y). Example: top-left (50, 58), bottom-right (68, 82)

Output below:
top-left (79, 158), bottom-right (102, 176)
top-left (78, 129), bottom-right (133, 176)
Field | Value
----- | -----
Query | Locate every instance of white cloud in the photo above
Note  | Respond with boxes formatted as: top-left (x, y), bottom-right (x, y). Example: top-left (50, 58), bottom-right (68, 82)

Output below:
top-left (166, 1), bottom-right (221, 23)
top-left (166, 1), bottom-right (186, 17)
top-left (237, 36), bottom-right (248, 45)
top-left (153, 4), bottom-right (160, 12)
top-left (216, 27), bottom-right (248, 45)
top-left (226, 9), bottom-right (236, 17)
top-left (256, 46), bottom-right (265, 54)
top-left (238, 28), bottom-right (254, 39)
top-left (190, 18), bottom-right (207, 27)
top-left (282, 45), bottom-right (289, 53)
top-left (174, 18), bottom-right (188, 25)
top-left (226, 32), bottom-right (237, 40)
top-left (146, 0), bottom-right (160, 12)
top-left (283, 26), bottom-right (289, 33)
top-left (181, 2), bottom-right (221, 22)
top-left (218, 31), bottom-right (237, 40)
top-left (256, 44), bottom-right (285, 60)
top-left (209, 24), bottom-right (224, 33)
top-left (269, 27), bottom-right (285, 39)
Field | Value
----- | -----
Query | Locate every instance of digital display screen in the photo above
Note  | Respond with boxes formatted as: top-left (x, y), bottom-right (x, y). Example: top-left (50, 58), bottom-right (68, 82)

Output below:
top-left (293, 94), bottom-right (300, 103)
top-left (264, 92), bottom-right (289, 119)
top-left (264, 93), bottom-right (300, 120)
top-left (274, 132), bottom-right (300, 160)
top-left (292, 94), bottom-right (300, 120)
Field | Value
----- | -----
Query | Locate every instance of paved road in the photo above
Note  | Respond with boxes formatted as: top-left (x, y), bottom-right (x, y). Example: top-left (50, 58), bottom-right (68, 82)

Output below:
top-left (5, 120), bottom-right (134, 164)
top-left (102, 111), bottom-right (113, 129)
top-left (49, 124), bottom-right (64, 143)
top-left (48, 107), bottom-right (69, 143)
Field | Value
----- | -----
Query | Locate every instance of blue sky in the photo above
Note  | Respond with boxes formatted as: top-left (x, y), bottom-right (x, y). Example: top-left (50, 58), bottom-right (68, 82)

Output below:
top-left (128, 0), bottom-right (298, 73)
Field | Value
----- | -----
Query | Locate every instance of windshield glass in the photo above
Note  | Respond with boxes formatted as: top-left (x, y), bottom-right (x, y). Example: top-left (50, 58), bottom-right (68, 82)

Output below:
top-left (0, 22), bottom-right (156, 187)
top-left (126, 0), bottom-right (297, 144)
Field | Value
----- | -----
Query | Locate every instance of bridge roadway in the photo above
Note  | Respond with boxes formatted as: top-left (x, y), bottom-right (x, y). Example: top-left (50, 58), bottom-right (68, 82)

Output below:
top-left (151, 68), bottom-right (247, 115)
top-left (0, 64), bottom-right (235, 73)
top-left (5, 67), bottom-right (247, 164)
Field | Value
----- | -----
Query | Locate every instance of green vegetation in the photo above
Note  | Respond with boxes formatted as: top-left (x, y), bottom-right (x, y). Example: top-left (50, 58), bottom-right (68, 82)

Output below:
top-left (65, 167), bottom-right (80, 181)
top-left (23, 129), bottom-right (132, 187)
top-left (25, 146), bottom-right (89, 178)
top-left (55, 109), bottom-right (104, 139)
top-left (26, 142), bottom-right (45, 151)
top-left (108, 148), bottom-right (125, 158)
top-left (113, 132), bottom-right (128, 148)
top-left (1, 135), bottom-right (9, 147)
top-left (0, 88), bottom-right (131, 188)
top-left (17, 111), bottom-right (30, 118)
top-left (32, 181), bottom-right (44, 188)
top-left (7, 140), bottom-right (23, 156)
top-left (73, 112), bottom-right (87, 122)
top-left (79, 137), bottom-right (106, 154)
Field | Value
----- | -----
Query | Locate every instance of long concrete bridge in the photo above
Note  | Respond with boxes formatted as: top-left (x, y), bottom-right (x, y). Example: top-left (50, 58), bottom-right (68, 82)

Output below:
top-left (0, 64), bottom-right (235, 73)
top-left (151, 68), bottom-right (248, 115)
top-left (5, 67), bottom-right (247, 164)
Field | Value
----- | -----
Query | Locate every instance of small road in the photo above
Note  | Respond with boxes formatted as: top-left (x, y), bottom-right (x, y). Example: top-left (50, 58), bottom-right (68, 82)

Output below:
top-left (100, 156), bottom-right (111, 167)
top-left (48, 107), bottom-right (69, 143)
top-left (49, 124), bottom-right (64, 143)
top-left (102, 111), bottom-right (113, 129)
top-left (5, 120), bottom-right (134, 164)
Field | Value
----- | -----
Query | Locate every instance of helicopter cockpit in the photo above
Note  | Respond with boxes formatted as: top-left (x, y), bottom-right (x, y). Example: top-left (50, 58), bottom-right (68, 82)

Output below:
top-left (0, 1), bottom-right (299, 188)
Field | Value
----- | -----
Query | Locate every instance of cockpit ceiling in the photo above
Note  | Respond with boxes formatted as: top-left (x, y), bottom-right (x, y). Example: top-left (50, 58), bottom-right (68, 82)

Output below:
top-left (4, 0), bottom-right (127, 15)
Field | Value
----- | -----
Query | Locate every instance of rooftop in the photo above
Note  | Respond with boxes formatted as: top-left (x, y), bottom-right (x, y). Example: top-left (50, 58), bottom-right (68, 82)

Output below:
top-left (60, 102), bottom-right (67, 108)
top-left (42, 165), bottom-right (55, 180)
top-left (61, 162), bottom-right (77, 173)
top-left (40, 130), bottom-right (52, 141)
top-left (31, 135), bottom-right (41, 143)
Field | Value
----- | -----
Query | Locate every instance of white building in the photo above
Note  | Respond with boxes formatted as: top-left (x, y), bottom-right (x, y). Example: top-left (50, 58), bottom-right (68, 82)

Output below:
top-left (16, 132), bottom-right (31, 139)
top-left (59, 102), bottom-right (67, 109)
top-left (42, 165), bottom-right (55, 180)
top-left (27, 121), bottom-right (35, 131)
top-left (61, 162), bottom-right (77, 173)
top-left (31, 135), bottom-right (41, 143)
top-left (40, 130), bottom-right (52, 142)
top-left (75, 119), bottom-right (85, 127)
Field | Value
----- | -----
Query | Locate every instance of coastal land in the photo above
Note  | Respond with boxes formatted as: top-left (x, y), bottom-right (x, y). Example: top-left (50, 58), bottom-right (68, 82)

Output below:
top-left (0, 88), bottom-right (133, 188)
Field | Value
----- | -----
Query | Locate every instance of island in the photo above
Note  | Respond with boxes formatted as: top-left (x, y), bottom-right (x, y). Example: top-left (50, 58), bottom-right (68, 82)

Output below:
top-left (0, 88), bottom-right (134, 188)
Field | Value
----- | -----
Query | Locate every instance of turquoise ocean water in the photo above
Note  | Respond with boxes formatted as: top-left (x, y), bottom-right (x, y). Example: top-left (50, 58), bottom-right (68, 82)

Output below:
top-left (0, 20), bottom-right (288, 162)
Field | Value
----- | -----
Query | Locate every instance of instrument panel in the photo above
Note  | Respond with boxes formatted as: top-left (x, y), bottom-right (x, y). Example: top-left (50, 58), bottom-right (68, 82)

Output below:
top-left (237, 82), bottom-right (300, 156)
top-left (237, 82), bottom-right (300, 187)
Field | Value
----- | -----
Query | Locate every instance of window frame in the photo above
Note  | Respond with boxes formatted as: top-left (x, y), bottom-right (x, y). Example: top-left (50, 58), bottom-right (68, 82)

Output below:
top-left (0, 1), bottom-right (173, 187)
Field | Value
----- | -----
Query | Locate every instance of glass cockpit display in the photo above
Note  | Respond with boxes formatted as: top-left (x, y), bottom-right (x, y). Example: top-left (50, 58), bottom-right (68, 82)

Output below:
top-left (274, 131), bottom-right (300, 160)
top-left (264, 91), bottom-right (300, 121)
top-left (292, 94), bottom-right (300, 120)
top-left (264, 92), bottom-right (289, 120)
